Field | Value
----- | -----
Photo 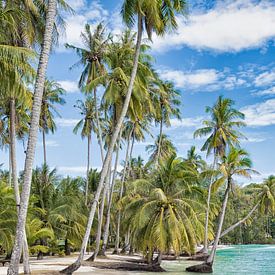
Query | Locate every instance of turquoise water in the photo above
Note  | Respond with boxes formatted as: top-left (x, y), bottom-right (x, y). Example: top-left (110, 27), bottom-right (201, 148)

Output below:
top-left (161, 245), bottom-right (275, 275)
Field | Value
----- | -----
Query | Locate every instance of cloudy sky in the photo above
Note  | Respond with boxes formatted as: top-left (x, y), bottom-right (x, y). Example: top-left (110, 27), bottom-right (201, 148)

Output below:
top-left (3, 0), bottom-right (275, 184)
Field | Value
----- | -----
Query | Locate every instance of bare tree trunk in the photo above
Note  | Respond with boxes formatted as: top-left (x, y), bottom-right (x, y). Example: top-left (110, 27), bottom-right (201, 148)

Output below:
top-left (156, 117), bottom-right (163, 167)
top-left (210, 201), bottom-right (260, 244)
top-left (94, 88), bottom-right (104, 163)
top-left (87, 181), bottom-right (108, 261)
top-left (42, 129), bottom-right (47, 165)
top-left (113, 128), bottom-right (132, 254)
top-left (7, 2), bottom-right (57, 274)
top-left (60, 14), bottom-right (143, 274)
top-left (201, 157), bottom-right (217, 254)
top-left (85, 134), bottom-right (91, 206)
top-left (10, 99), bottom-right (31, 274)
top-left (206, 179), bottom-right (231, 265)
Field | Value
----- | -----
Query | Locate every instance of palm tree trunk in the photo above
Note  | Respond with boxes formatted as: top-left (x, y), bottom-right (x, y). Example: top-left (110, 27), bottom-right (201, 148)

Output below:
top-left (87, 181), bottom-right (108, 261)
top-left (94, 88), bottom-right (104, 163)
top-left (202, 156), bottom-right (217, 254)
top-left (9, 99), bottom-right (31, 274)
top-left (210, 201), bottom-right (260, 244)
top-left (113, 129), bottom-right (132, 254)
top-left (100, 144), bottom-right (120, 256)
top-left (9, 146), bottom-right (12, 186)
top-left (60, 14), bottom-right (143, 274)
top-left (85, 134), bottom-right (91, 205)
top-left (156, 117), bottom-right (163, 167)
top-left (42, 129), bottom-right (47, 165)
top-left (206, 179), bottom-right (231, 265)
top-left (7, 2), bottom-right (57, 274)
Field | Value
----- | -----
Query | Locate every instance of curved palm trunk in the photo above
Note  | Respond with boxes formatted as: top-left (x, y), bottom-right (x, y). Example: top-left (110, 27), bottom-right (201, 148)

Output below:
top-left (42, 129), bottom-right (47, 165)
top-left (94, 88), bottom-right (104, 163)
top-left (7, 2), bottom-right (57, 274)
top-left (156, 117), bottom-right (163, 167)
top-left (206, 179), bottom-right (231, 266)
top-left (100, 144), bottom-right (120, 256)
top-left (209, 201), bottom-right (260, 245)
top-left (202, 157), bottom-right (217, 254)
top-left (113, 128), bottom-right (133, 254)
top-left (60, 14), bottom-right (143, 274)
top-left (10, 99), bottom-right (31, 274)
top-left (85, 134), bottom-right (91, 205)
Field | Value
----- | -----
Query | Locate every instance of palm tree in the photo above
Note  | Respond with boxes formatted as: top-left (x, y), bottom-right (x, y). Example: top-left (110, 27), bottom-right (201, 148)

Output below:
top-left (123, 155), bottom-right (204, 264)
top-left (146, 134), bottom-right (177, 164)
top-left (61, 1), bottom-right (187, 273)
top-left (218, 175), bottom-right (275, 240)
top-left (40, 79), bottom-right (66, 165)
top-left (194, 96), bottom-right (245, 254)
top-left (154, 80), bottom-right (181, 166)
top-left (66, 23), bottom-right (111, 161)
top-left (73, 97), bottom-right (96, 205)
top-left (7, 1), bottom-right (58, 274)
top-left (187, 148), bottom-right (256, 273)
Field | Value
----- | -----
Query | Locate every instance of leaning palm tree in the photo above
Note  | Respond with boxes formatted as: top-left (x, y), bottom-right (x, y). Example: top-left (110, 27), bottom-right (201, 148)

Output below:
top-left (7, 1), bottom-right (58, 274)
top-left (61, 1), bottom-right (187, 273)
top-left (187, 148), bottom-right (257, 273)
top-left (73, 97), bottom-right (96, 205)
top-left (194, 96), bottom-right (245, 254)
top-left (40, 79), bottom-right (66, 165)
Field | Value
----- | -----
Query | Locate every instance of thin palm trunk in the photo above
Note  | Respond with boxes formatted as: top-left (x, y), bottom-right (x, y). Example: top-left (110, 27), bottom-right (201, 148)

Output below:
top-left (209, 201), bottom-right (260, 245)
top-left (202, 156), bottom-right (217, 254)
top-left (88, 181), bottom-right (108, 261)
top-left (113, 128), bottom-right (133, 254)
top-left (156, 117), bottom-right (163, 167)
top-left (60, 14), bottom-right (143, 274)
top-left (100, 144), bottom-right (120, 256)
top-left (85, 134), bottom-right (91, 205)
top-left (7, 1), bottom-right (57, 274)
top-left (9, 146), bottom-right (12, 186)
top-left (42, 129), bottom-right (47, 165)
top-left (206, 179), bottom-right (231, 265)
top-left (94, 88), bottom-right (104, 163)
top-left (10, 99), bottom-right (30, 274)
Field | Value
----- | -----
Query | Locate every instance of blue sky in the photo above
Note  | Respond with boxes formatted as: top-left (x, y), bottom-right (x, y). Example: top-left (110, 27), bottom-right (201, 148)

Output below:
top-left (3, 0), bottom-right (275, 184)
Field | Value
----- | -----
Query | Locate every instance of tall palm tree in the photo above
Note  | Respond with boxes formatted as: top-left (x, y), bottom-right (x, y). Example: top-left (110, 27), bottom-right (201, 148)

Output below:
top-left (154, 80), bottom-right (181, 166)
top-left (61, 1), bottom-right (187, 273)
top-left (40, 79), bottom-right (66, 165)
top-left (73, 97), bottom-right (96, 205)
top-left (7, 1), bottom-right (58, 274)
top-left (187, 148), bottom-right (256, 273)
top-left (194, 96), bottom-right (245, 254)
top-left (66, 23), bottom-right (111, 161)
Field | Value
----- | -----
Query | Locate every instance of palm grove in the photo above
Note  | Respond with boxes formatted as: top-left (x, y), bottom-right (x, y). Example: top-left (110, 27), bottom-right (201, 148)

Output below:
top-left (0, 1), bottom-right (274, 275)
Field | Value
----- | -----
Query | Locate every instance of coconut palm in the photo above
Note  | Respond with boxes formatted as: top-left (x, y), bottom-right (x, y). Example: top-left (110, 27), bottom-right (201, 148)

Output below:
top-left (66, 23), bottom-right (111, 161)
top-left (73, 97), bottom-right (97, 205)
top-left (123, 155), bottom-right (204, 264)
top-left (194, 96), bottom-right (246, 254)
top-left (61, 1), bottom-right (187, 272)
top-left (187, 148), bottom-right (256, 273)
top-left (146, 134), bottom-right (177, 164)
top-left (40, 79), bottom-right (66, 165)
top-left (7, 1), bottom-right (59, 274)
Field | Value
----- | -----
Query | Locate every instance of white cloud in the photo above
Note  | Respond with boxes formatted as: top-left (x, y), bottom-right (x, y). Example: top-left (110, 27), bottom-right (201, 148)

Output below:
top-left (152, 0), bottom-right (275, 53)
top-left (242, 137), bottom-right (266, 143)
top-left (158, 68), bottom-right (246, 91)
top-left (38, 140), bottom-right (59, 147)
top-left (254, 71), bottom-right (275, 87)
top-left (56, 118), bottom-right (79, 127)
top-left (241, 99), bottom-right (275, 127)
top-left (255, 86), bottom-right (275, 96)
top-left (58, 166), bottom-right (86, 174)
top-left (169, 117), bottom-right (204, 128)
top-left (66, 0), bottom-right (86, 11)
top-left (58, 80), bottom-right (79, 93)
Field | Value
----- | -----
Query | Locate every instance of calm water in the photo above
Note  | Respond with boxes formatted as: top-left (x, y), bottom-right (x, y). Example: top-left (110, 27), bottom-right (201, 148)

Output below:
top-left (93, 245), bottom-right (275, 275)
